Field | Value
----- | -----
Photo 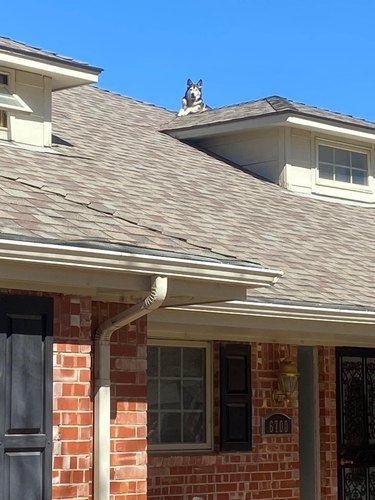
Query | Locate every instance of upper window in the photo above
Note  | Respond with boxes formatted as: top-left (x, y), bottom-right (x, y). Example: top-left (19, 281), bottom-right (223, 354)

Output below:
top-left (147, 341), bottom-right (210, 450)
top-left (318, 144), bottom-right (368, 186)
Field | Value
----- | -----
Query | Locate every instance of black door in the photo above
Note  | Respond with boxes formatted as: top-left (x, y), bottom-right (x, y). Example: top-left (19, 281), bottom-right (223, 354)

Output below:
top-left (337, 347), bottom-right (375, 500)
top-left (0, 295), bottom-right (53, 500)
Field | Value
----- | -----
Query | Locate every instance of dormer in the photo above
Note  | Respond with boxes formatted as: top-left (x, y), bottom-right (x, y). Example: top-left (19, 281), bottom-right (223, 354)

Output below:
top-left (0, 37), bottom-right (102, 147)
top-left (164, 96), bottom-right (375, 204)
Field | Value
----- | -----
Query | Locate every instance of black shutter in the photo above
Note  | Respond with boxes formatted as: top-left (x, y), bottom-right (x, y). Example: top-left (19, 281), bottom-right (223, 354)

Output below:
top-left (0, 295), bottom-right (53, 500)
top-left (220, 343), bottom-right (251, 451)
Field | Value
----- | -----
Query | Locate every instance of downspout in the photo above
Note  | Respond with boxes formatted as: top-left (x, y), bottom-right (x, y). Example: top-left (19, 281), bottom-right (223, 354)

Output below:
top-left (93, 276), bottom-right (168, 500)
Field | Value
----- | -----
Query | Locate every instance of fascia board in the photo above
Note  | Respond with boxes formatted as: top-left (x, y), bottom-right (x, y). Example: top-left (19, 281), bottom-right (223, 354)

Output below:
top-left (170, 300), bottom-right (375, 324)
top-left (167, 113), bottom-right (375, 144)
top-left (0, 52), bottom-right (99, 89)
top-left (286, 116), bottom-right (375, 143)
top-left (0, 239), bottom-right (282, 288)
top-left (167, 114), bottom-right (288, 140)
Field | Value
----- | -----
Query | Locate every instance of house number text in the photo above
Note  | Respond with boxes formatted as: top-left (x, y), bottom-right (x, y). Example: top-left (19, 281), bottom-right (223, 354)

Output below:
top-left (262, 413), bottom-right (292, 435)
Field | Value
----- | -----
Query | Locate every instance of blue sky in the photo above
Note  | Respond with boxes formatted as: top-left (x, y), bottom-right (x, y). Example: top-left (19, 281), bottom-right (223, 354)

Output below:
top-left (3, 0), bottom-right (375, 119)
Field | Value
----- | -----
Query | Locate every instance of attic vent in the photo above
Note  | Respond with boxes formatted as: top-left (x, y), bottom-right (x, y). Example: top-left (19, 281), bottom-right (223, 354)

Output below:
top-left (0, 73), bottom-right (32, 114)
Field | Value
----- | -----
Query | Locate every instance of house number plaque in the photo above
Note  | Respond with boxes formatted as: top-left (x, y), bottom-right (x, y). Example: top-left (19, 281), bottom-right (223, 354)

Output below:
top-left (262, 413), bottom-right (292, 435)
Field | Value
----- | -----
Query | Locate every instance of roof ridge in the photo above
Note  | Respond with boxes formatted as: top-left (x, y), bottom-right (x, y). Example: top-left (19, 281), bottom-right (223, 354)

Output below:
top-left (89, 85), bottom-right (175, 115)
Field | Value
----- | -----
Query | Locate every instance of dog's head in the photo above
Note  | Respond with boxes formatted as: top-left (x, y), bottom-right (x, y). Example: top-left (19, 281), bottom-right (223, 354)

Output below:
top-left (185, 79), bottom-right (203, 104)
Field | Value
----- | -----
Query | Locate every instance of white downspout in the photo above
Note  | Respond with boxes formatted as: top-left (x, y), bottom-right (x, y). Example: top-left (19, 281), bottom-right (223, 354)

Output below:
top-left (93, 276), bottom-right (168, 500)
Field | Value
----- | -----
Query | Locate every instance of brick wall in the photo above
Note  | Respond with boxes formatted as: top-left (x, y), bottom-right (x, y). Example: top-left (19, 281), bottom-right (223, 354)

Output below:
top-left (52, 296), bottom-right (148, 500)
top-left (148, 342), bottom-right (300, 500)
top-left (52, 295), bottom-right (93, 499)
top-left (318, 347), bottom-right (337, 500)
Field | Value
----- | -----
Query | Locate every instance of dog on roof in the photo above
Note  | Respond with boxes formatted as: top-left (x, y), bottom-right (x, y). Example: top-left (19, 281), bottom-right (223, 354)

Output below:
top-left (177, 79), bottom-right (208, 116)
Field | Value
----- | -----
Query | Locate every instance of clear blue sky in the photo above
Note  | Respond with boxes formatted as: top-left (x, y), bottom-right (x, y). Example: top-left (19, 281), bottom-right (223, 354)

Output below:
top-left (3, 0), bottom-right (375, 119)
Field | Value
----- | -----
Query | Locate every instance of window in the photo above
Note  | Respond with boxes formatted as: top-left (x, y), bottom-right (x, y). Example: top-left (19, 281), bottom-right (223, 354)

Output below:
top-left (318, 144), bottom-right (368, 186)
top-left (147, 340), bottom-right (252, 452)
top-left (147, 341), bottom-right (210, 450)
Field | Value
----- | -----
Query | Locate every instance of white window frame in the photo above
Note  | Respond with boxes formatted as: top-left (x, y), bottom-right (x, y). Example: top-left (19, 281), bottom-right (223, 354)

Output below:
top-left (147, 339), bottom-right (212, 452)
top-left (315, 139), bottom-right (372, 194)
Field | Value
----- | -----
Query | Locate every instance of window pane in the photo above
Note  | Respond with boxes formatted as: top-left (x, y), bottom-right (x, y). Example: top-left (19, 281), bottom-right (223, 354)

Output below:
top-left (335, 148), bottom-right (350, 166)
top-left (352, 169), bottom-right (368, 185)
top-left (336, 166), bottom-right (350, 183)
top-left (183, 412), bottom-right (204, 443)
top-left (352, 152), bottom-right (367, 170)
top-left (147, 346), bottom-right (158, 377)
top-left (0, 74), bottom-right (8, 85)
top-left (183, 380), bottom-right (204, 409)
top-left (148, 413), bottom-right (159, 444)
top-left (183, 348), bottom-right (203, 377)
top-left (147, 344), bottom-right (207, 447)
top-left (160, 413), bottom-right (181, 442)
top-left (160, 347), bottom-right (181, 377)
top-left (319, 163), bottom-right (334, 180)
top-left (147, 380), bottom-right (158, 409)
top-left (160, 380), bottom-right (181, 409)
top-left (319, 145), bottom-right (333, 163)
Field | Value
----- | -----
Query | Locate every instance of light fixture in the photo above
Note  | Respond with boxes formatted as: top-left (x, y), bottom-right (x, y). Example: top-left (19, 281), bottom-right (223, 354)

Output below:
top-left (273, 359), bottom-right (299, 404)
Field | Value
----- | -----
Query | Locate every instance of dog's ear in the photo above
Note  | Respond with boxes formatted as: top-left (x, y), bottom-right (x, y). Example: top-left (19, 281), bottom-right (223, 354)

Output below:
top-left (197, 79), bottom-right (203, 88)
top-left (187, 78), bottom-right (193, 87)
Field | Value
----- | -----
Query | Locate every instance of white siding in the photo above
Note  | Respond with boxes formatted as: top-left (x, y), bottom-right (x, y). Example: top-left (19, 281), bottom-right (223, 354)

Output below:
top-left (198, 128), bottom-right (282, 183)
top-left (8, 70), bottom-right (51, 147)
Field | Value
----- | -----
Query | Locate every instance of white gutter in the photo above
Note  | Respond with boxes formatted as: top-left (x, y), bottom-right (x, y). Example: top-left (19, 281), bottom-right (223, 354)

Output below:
top-left (93, 276), bottom-right (168, 500)
top-left (0, 239), bottom-right (282, 287)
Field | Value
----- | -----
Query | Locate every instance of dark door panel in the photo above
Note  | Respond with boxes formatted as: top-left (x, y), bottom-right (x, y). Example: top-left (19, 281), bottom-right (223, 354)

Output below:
top-left (0, 295), bottom-right (53, 500)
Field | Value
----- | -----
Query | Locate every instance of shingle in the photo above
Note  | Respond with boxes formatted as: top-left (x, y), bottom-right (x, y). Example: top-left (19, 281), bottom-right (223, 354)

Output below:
top-left (0, 36), bottom-right (102, 73)
top-left (162, 95), bottom-right (375, 133)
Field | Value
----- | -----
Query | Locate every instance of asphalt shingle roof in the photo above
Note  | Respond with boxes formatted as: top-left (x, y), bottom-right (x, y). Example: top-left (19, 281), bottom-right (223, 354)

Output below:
top-left (164, 95), bottom-right (375, 133)
top-left (0, 81), bottom-right (374, 309)
top-left (0, 37), bottom-right (102, 73)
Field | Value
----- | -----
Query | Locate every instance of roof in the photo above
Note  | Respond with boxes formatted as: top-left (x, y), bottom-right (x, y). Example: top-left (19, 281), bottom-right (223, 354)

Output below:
top-left (163, 95), bottom-right (375, 133)
top-left (0, 65), bottom-right (374, 309)
top-left (0, 37), bottom-right (102, 73)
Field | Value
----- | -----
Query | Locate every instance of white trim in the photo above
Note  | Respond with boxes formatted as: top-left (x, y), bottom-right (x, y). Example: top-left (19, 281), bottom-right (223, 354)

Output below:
top-left (0, 239), bottom-right (282, 287)
top-left (147, 339), bottom-right (212, 452)
top-left (169, 113), bottom-right (375, 145)
top-left (287, 116), bottom-right (375, 143)
top-left (169, 300), bottom-right (375, 324)
top-left (0, 51), bottom-right (99, 90)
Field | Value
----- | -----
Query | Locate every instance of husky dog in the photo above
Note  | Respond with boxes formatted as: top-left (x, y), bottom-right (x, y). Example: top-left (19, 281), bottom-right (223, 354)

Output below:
top-left (178, 79), bottom-right (208, 116)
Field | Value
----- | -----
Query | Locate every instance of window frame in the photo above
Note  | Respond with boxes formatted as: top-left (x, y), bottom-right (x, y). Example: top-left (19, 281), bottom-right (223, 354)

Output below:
top-left (315, 139), bottom-right (372, 193)
top-left (147, 339), bottom-right (212, 452)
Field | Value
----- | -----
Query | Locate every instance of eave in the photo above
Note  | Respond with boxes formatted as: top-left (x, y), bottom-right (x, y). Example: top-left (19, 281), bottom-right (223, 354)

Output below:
top-left (165, 112), bottom-right (375, 145)
top-left (0, 50), bottom-right (101, 90)
top-left (150, 300), bottom-right (375, 347)
top-left (0, 239), bottom-right (282, 306)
